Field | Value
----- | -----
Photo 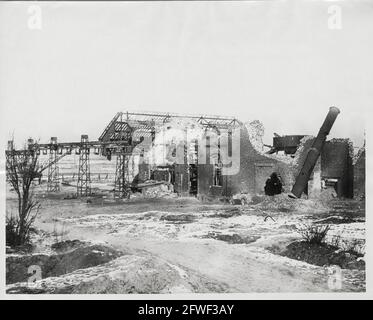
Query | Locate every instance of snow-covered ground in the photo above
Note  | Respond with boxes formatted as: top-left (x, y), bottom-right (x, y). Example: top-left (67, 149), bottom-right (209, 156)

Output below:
top-left (6, 184), bottom-right (366, 293)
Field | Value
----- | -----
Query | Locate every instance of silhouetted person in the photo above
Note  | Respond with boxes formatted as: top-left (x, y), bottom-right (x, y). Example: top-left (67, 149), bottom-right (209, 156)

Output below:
top-left (264, 172), bottom-right (283, 196)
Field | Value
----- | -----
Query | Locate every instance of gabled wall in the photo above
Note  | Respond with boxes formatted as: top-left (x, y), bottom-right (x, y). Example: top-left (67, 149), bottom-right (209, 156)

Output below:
top-left (219, 125), bottom-right (296, 196)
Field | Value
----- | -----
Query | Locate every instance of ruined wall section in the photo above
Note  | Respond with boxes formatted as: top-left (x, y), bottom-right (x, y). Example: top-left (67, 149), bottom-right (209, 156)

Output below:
top-left (197, 164), bottom-right (214, 197)
top-left (322, 139), bottom-right (354, 198)
top-left (293, 137), bottom-right (355, 199)
top-left (322, 139), bottom-right (353, 178)
top-left (221, 123), bottom-right (305, 196)
top-left (141, 117), bottom-right (318, 197)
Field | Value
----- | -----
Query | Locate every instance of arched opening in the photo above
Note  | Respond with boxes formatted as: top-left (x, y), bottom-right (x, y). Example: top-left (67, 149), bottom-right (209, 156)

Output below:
top-left (264, 172), bottom-right (283, 196)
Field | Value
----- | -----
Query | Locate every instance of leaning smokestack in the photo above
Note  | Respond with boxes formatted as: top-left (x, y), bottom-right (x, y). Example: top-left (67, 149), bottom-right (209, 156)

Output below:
top-left (289, 106), bottom-right (341, 199)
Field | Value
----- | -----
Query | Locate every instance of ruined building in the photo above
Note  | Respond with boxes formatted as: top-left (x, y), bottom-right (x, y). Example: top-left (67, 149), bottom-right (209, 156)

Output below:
top-left (97, 111), bottom-right (359, 200)
top-left (260, 135), bottom-right (356, 199)
top-left (10, 110), bottom-right (362, 200)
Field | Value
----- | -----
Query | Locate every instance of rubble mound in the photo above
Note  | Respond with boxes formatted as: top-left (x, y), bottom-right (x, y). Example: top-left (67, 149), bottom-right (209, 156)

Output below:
top-left (203, 232), bottom-right (260, 244)
top-left (6, 243), bottom-right (124, 285)
top-left (135, 181), bottom-right (176, 199)
top-left (160, 213), bottom-right (197, 224)
top-left (205, 207), bottom-right (242, 218)
top-left (7, 255), bottom-right (230, 294)
top-left (252, 194), bottom-right (329, 214)
top-left (279, 241), bottom-right (365, 270)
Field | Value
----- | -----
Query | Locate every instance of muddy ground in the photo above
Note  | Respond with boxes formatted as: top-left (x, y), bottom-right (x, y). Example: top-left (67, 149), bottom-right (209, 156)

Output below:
top-left (6, 184), bottom-right (366, 294)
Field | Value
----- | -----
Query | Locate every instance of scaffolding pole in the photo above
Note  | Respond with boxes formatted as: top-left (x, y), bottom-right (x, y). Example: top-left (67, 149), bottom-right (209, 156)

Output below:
top-left (114, 150), bottom-right (130, 199)
top-left (47, 137), bottom-right (60, 192)
top-left (77, 134), bottom-right (91, 197)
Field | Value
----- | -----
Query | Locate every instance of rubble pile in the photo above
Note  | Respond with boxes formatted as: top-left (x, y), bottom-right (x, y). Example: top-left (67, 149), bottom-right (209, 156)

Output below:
top-left (138, 181), bottom-right (176, 198)
top-left (252, 194), bottom-right (329, 214)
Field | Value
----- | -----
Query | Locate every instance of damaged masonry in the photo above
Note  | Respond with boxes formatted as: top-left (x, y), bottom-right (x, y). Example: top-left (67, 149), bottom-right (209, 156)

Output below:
top-left (5, 107), bottom-right (366, 294)
top-left (6, 108), bottom-right (364, 201)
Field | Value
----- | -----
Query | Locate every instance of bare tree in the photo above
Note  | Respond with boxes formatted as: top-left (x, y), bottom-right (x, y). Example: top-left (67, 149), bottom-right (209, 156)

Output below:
top-left (6, 143), bottom-right (43, 246)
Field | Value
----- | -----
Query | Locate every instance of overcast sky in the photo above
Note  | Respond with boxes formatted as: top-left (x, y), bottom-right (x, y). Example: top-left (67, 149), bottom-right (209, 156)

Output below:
top-left (0, 1), bottom-right (372, 149)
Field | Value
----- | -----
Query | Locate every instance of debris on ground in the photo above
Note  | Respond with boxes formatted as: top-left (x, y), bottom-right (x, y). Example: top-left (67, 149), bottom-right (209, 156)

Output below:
top-left (204, 207), bottom-right (242, 218)
top-left (7, 254), bottom-right (230, 294)
top-left (203, 232), bottom-right (260, 244)
top-left (230, 193), bottom-right (253, 205)
top-left (252, 194), bottom-right (329, 213)
top-left (6, 183), bottom-right (366, 293)
top-left (135, 180), bottom-right (176, 198)
top-left (160, 214), bottom-right (197, 224)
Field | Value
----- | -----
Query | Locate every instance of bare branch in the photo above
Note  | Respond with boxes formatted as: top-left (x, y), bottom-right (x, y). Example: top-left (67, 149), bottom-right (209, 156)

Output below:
top-left (5, 141), bottom-right (42, 246)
